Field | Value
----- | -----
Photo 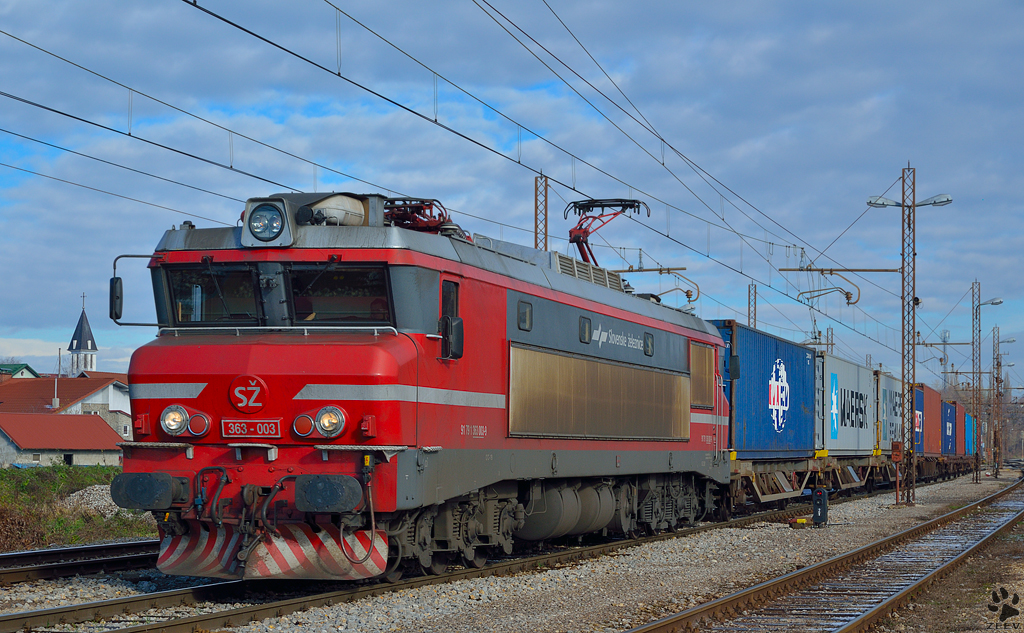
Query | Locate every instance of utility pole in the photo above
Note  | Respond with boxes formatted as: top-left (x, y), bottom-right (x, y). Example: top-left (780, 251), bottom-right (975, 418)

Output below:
top-left (748, 283), bottom-right (756, 328)
top-left (826, 326), bottom-right (834, 355)
top-left (781, 166), bottom-right (950, 505)
top-left (534, 175), bottom-right (548, 251)
top-left (940, 330), bottom-right (951, 391)
top-left (993, 325), bottom-right (1003, 478)
top-left (973, 281), bottom-right (982, 481)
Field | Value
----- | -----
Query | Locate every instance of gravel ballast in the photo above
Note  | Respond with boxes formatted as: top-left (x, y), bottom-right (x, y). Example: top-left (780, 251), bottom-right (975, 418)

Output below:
top-left (226, 476), bottom-right (1009, 633)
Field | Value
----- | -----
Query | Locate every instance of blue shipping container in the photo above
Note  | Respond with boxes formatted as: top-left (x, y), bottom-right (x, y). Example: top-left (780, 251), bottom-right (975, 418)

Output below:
top-left (712, 320), bottom-right (816, 460)
top-left (965, 414), bottom-right (976, 456)
top-left (941, 401), bottom-right (956, 455)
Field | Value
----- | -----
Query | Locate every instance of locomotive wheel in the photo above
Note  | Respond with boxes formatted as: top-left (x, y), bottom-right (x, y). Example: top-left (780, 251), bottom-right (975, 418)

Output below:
top-left (383, 541), bottom-right (404, 583)
top-left (462, 549), bottom-right (487, 569)
top-left (383, 564), bottom-right (404, 583)
top-left (421, 552), bottom-right (450, 576)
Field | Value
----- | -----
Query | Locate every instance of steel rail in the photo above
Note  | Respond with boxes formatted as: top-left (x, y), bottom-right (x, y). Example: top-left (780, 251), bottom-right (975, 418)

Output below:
top-left (0, 540), bottom-right (159, 585)
top-left (837, 491), bottom-right (1024, 632)
top-left (624, 478), bottom-right (1024, 633)
top-left (0, 580), bottom-right (252, 633)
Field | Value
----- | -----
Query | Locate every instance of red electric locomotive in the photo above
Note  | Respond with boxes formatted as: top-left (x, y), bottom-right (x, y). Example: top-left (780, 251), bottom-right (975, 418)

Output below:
top-left (110, 193), bottom-right (729, 581)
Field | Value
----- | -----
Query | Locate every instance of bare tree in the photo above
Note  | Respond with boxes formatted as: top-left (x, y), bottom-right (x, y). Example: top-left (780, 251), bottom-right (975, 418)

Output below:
top-left (0, 356), bottom-right (23, 365)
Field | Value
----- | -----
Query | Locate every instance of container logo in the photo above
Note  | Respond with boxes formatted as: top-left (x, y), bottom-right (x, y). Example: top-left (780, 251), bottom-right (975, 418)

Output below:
top-left (830, 373), bottom-right (839, 440)
top-left (768, 359), bottom-right (790, 433)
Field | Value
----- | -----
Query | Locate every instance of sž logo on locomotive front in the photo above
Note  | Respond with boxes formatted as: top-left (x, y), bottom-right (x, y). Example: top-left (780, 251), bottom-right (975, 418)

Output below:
top-left (768, 359), bottom-right (790, 433)
top-left (229, 374), bottom-right (269, 414)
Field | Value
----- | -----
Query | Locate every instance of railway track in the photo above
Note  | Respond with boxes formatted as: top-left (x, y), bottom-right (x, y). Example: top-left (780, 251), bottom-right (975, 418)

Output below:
top-left (626, 478), bottom-right (1024, 632)
top-left (0, 498), bottom-right (825, 632)
top-left (0, 477), bottom-right (989, 632)
top-left (0, 541), bottom-right (159, 585)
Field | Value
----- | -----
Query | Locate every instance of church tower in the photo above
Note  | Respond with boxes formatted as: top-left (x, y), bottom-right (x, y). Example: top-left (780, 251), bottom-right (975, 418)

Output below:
top-left (68, 294), bottom-right (97, 375)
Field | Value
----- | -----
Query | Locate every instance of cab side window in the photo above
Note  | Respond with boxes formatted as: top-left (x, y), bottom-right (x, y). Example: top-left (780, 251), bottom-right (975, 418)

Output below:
top-left (439, 279), bottom-right (463, 360)
top-left (442, 280), bottom-right (459, 320)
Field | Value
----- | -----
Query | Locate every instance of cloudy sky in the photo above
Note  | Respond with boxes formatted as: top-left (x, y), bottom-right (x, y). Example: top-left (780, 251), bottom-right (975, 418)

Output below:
top-left (0, 1), bottom-right (1021, 389)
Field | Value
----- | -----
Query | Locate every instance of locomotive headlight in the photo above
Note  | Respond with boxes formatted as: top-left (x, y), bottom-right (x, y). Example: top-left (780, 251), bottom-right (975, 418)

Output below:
top-left (315, 406), bottom-right (345, 437)
top-left (248, 204), bottom-right (284, 242)
top-left (160, 405), bottom-right (189, 436)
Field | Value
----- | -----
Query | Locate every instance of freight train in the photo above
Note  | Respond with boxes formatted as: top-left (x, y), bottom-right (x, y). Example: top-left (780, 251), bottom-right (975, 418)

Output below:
top-left (109, 192), bottom-right (975, 582)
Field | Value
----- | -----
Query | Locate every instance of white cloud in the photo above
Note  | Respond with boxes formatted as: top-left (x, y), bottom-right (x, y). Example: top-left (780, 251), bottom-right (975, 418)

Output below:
top-left (0, 337), bottom-right (67, 359)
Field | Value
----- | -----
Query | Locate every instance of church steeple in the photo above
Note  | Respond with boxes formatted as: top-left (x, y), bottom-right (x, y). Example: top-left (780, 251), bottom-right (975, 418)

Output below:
top-left (68, 293), bottom-right (97, 375)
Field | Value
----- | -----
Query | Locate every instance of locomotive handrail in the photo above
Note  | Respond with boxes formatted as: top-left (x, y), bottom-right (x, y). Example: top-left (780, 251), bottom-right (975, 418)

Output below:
top-left (315, 445), bottom-right (409, 462)
top-left (158, 325), bottom-right (399, 336)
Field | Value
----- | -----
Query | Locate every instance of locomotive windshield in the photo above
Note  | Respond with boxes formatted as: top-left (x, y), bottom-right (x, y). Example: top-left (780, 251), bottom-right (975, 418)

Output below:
top-left (163, 262), bottom-right (392, 328)
top-left (167, 265), bottom-right (259, 324)
top-left (290, 265), bottom-right (390, 323)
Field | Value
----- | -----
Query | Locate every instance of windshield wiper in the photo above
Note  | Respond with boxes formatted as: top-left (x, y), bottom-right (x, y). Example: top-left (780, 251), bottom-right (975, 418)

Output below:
top-left (201, 256), bottom-right (241, 319)
top-left (294, 255), bottom-right (341, 296)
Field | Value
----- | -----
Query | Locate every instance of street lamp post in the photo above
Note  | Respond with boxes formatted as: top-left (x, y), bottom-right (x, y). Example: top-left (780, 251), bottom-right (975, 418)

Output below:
top-left (973, 289), bottom-right (1003, 482)
top-left (867, 166), bottom-right (951, 505)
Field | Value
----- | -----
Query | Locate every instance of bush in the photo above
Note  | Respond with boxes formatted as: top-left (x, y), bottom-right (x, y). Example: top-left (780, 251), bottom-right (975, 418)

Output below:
top-left (0, 465), bottom-right (156, 551)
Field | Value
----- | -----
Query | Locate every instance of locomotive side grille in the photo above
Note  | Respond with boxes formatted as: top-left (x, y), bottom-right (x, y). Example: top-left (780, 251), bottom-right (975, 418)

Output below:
top-left (509, 344), bottom-right (690, 440)
top-left (553, 253), bottom-right (624, 292)
top-left (557, 253), bottom-right (577, 277)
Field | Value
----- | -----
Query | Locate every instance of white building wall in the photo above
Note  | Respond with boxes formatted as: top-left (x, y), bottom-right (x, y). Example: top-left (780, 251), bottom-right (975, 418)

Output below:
top-left (11, 449), bottom-right (121, 467)
top-left (0, 435), bottom-right (19, 467)
top-left (83, 383), bottom-right (130, 415)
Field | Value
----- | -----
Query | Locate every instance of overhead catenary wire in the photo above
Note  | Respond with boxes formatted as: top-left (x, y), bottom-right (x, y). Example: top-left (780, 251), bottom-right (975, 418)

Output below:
top-left (4, 14), bottom-right (909, 352)
top-left (468, 1), bottom-right (906, 341)
top-left (0, 28), bottom-right (394, 196)
top-left (0, 127), bottom-right (246, 204)
top-left (172, 6), bottom-right (908, 347)
top-left (191, 4), bottom-right (778, 250)
top-left (0, 90), bottom-right (298, 194)
top-left (0, 161), bottom-right (232, 226)
top-left (169, 5), bottom-right (905, 353)
top-left (477, 0), bottom-right (904, 305)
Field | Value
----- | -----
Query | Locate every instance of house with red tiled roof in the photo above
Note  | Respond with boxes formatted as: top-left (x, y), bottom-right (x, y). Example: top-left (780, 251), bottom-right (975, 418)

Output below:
top-left (0, 413), bottom-right (122, 466)
top-left (0, 375), bottom-right (131, 440)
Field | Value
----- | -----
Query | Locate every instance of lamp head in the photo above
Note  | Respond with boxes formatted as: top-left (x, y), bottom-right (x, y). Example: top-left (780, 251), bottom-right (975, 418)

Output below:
top-left (867, 196), bottom-right (901, 208)
top-left (919, 194), bottom-right (952, 207)
top-left (982, 297), bottom-right (1004, 307)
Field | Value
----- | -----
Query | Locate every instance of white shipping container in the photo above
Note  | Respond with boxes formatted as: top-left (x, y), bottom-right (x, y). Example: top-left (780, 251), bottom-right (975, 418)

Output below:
top-left (815, 353), bottom-right (878, 456)
top-left (876, 372), bottom-right (903, 454)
